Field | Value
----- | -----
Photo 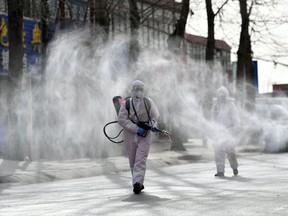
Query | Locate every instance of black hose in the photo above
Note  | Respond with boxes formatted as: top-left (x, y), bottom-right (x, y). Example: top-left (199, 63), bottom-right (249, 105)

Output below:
top-left (103, 121), bottom-right (170, 144)
top-left (103, 121), bottom-right (124, 144)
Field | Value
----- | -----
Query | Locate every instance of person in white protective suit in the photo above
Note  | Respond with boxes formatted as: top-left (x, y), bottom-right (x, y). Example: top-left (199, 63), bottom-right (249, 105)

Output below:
top-left (211, 86), bottom-right (240, 177)
top-left (118, 80), bottom-right (159, 194)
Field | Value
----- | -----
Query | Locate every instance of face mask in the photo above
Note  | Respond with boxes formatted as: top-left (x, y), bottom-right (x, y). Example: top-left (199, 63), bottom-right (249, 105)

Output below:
top-left (217, 92), bottom-right (226, 103)
top-left (135, 90), bottom-right (144, 98)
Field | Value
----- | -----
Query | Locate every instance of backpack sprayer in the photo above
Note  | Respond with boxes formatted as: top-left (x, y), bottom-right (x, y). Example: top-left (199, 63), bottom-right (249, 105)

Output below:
top-left (103, 96), bottom-right (170, 144)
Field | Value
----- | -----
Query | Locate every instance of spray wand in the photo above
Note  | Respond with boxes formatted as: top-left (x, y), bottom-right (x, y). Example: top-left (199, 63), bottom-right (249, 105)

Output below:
top-left (153, 127), bottom-right (170, 136)
top-left (103, 121), bottom-right (170, 144)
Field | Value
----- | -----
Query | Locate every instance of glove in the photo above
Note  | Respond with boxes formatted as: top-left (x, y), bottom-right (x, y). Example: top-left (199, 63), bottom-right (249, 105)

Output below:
top-left (137, 127), bottom-right (146, 136)
top-left (151, 126), bottom-right (158, 132)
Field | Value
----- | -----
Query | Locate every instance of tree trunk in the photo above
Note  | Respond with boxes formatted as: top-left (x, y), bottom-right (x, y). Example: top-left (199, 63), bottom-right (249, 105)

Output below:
top-left (95, 0), bottom-right (109, 35)
top-left (202, 0), bottom-right (216, 146)
top-left (59, 0), bottom-right (65, 30)
top-left (237, 0), bottom-right (255, 111)
top-left (41, 0), bottom-right (49, 78)
top-left (41, 0), bottom-right (49, 61)
top-left (89, 0), bottom-right (95, 26)
top-left (167, 0), bottom-right (190, 151)
top-left (8, 0), bottom-right (24, 80)
top-left (89, 0), bottom-right (110, 36)
top-left (167, 0), bottom-right (190, 51)
top-left (128, 0), bottom-right (140, 63)
top-left (7, 0), bottom-right (27, 160)
top-left (205, 0), bottom-right (215, 61)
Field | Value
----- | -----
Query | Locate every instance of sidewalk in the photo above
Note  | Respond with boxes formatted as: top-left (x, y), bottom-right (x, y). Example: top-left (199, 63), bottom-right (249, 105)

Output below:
top-left (0, 139), bottom-right (263, 185)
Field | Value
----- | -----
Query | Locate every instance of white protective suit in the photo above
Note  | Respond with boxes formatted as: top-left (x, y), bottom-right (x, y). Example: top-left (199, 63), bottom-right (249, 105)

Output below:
top-left (118, 80), bottom-right (159, 187)
top-left (211, 86), bottom-right (240, 174)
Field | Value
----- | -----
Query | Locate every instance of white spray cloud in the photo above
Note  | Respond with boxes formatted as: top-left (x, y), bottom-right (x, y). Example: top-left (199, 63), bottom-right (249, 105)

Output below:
top-left (3, 28), bottom-right (288, 161)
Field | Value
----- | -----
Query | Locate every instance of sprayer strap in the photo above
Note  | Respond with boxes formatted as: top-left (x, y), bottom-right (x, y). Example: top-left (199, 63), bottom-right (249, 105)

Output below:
top-left (125, 97), bottom-right (131, 117)
top-left (144, 98), bottom-right (152, 125)
top-left (131, 98), bottom-right (152, 124)
top-left (131, 98), bottom-right (140, 122)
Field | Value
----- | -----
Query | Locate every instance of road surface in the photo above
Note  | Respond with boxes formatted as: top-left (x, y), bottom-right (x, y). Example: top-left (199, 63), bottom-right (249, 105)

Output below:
top-left (0, 153), bottom-right (287, 216)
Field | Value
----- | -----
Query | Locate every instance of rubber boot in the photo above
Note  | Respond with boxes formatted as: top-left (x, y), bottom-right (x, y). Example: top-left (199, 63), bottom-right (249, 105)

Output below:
top-left (215, 172), bottom-right (224, 177)
top-left (133, 182), bottom-right (144, 194)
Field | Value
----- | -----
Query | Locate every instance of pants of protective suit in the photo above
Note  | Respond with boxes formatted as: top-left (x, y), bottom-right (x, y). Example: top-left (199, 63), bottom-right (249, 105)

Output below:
top-left (213, 140), bottom-right (238, 173)
top-left (124, 130), bottom-right (152, 185)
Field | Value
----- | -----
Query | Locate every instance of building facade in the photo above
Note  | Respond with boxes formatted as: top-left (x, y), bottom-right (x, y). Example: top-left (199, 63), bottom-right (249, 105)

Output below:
top-left (0, 0), bottom-right (232, 72)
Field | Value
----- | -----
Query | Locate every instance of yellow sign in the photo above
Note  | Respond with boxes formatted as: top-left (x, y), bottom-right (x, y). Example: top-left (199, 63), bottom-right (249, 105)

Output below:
top-left (0, 17), bottom-right (9, 47)
top-left (0, 19), bottom-right (42, 52)
top-left (31, 24), bottom-right (41, 44)
top-left (31, 23), bottom-right (41, 53)
top-left (23, 31), bottom-right (26, 48)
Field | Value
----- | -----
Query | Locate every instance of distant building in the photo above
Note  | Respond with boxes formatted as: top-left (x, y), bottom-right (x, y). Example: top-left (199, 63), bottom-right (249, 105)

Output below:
top-left (273, 84), bottom-right (288, 92)
top-left (184, 33), bottom-right (231, 71)
top-left (136, 0), bottom-right (182, 48)
top-left (272, 84), bottom-right (288, 97)
top-left (134, 1), bottom-right (232, 72)
top-left (130, 1), bottom-right (231, 69)
top-left (0, 0), bottom-right (232, 73)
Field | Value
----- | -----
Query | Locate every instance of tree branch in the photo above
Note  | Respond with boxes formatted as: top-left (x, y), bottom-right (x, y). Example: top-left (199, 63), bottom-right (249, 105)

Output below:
top-left (215, 0), bottom-right (229, 17)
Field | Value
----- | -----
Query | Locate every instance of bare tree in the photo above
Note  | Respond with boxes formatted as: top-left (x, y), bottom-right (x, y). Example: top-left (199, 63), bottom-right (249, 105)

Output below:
top-left (237, 0), bottom-right (254, 111)
top-left (205, 0), bottom-right (229, 61)
top-left (167, 0), bottom-right (190, 52)
top-left (210, 0), bottom-right (288, 98)
top-left (248, 0), bottom-right (288, 71)
top-left (166, 0), bottom-right (190, 151)
top-left (128, 0), bottom-right (141, 62)
top-left (89, 0), bottom-right (110, 35)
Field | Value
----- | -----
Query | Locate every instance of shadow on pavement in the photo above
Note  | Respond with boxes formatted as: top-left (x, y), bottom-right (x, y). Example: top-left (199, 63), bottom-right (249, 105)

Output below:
top-left (177, 154), bottom-right (202, 161)
top-left (0, 159), bottom-right (31, 194)
top-left (122, 192), bottom-right (171, 203)
top-left (219, 175), bottom-right (254, 182)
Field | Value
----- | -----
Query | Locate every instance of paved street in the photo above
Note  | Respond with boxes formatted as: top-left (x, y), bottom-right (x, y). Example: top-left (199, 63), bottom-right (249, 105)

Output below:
top-left (0, 153), bottom-right (287, 216)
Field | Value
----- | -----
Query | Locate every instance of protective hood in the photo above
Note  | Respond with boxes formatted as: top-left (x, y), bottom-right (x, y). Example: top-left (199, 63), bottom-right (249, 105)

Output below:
top-left (216, 86), bottom-right (229, 103)
top-left (131, 80), bottom-right (145, 99)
